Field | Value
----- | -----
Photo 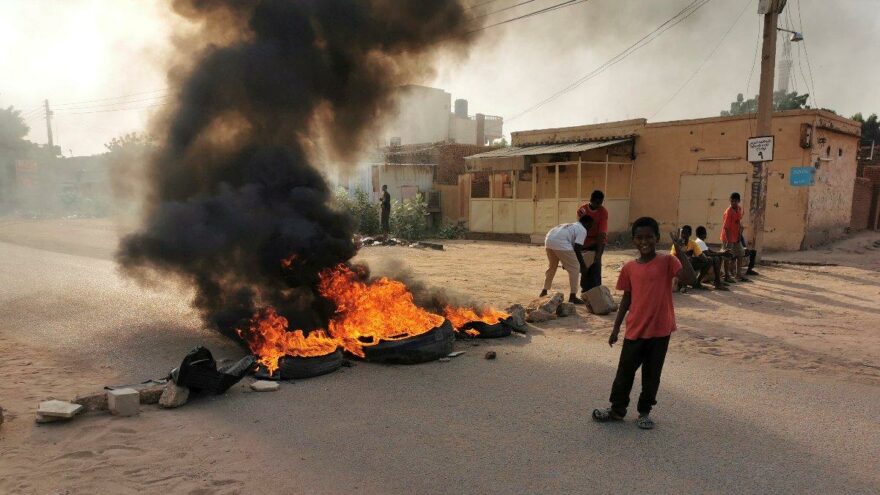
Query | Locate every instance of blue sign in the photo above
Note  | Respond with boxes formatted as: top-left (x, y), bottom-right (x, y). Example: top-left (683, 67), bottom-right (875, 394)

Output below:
top-left (790, 167), bottom-right (815, 187)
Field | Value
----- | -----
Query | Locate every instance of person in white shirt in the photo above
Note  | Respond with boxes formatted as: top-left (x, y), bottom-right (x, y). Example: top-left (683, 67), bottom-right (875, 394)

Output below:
top-left (541, 216), bottom-right (593, 304)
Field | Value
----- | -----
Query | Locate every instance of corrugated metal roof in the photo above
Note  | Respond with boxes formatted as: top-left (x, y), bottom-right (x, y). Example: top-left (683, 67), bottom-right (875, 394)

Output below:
top-left (464, 138), bottom-right (632, 159)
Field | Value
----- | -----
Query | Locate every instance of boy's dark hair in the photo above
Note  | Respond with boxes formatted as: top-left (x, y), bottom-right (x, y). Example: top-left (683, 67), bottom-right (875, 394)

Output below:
top-left (579, 215), bottom-right (594, 227)
top-left (730, 192), bottom-right (741, 200)
top-left (590, 190), bottom-right (605, 202)
top-left (695, 226), bottom-right (707, 237)
top-left (631, 216), bottom-right (660, 240)
top-left (681, 225), bottom-right (692, 234)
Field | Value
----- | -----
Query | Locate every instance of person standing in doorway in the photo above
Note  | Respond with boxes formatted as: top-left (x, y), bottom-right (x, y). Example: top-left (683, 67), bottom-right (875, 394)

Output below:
top-left (380, 184), bottom-right (391, 234)
top-left (576, 190), bottom-right (608, 294)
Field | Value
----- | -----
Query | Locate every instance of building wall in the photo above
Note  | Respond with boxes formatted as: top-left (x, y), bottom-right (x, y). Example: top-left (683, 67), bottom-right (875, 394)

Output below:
top-left (385, 86), bottom-right (451, 145)
top-left (449, 115), bottom-right (477, 145)
top-left (850, 178), bottom-right (874, 230)
top-left (803, 121), bottom-right (860, 247)
top-left (470, 110), bottom-right (859, 251)
top-left (630, 111), bottom-right (857, 250)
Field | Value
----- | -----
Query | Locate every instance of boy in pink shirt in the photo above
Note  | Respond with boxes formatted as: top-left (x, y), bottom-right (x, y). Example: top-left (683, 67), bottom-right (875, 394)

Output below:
top-left (592, 217), bottom-right (695, 429)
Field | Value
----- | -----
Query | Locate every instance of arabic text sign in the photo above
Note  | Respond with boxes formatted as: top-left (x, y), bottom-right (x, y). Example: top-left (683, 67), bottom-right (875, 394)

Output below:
top-left (747, 136), bottom-right (774, 162)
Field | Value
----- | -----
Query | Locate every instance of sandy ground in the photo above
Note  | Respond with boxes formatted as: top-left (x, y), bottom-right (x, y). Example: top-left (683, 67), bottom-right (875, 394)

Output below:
top-left (0, 218), bottom-right (878, 494)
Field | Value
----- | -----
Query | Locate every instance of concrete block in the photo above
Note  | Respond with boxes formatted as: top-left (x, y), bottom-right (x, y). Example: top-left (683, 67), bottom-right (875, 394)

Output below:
top-left (250, 380), bottom-right (280, 392)
top-left (38, 400), bottom-right (83, 418)
top-left (159, 382), bottom-right (190, 408)
top-left (107, 388), bottom-right (140, 417)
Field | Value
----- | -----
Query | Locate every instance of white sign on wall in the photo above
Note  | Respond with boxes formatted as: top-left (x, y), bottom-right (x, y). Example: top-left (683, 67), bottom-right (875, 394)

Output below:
top-left (747, 136), bottom-right (774, 162)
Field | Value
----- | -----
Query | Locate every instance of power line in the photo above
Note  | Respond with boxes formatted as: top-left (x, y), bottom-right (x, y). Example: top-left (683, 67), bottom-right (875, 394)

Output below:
top-left (63, 102), bottom-right (170, 115)
top-left (506, 0), bottom-right (713, 122)
top-left (795, 0), bottom-right (817, 107)
top-left (467, 0), bottom-right (587, 35)
top-left (465, 0), bottom-right (503, 11)
top-left (651, 0), bottom-right (752, 120)
top-left (53, 94), bottom-right (171, 113)
top-left (51, 87), bottom-right (169, 108)
top-left (471, 0), bottom-right (539, 21)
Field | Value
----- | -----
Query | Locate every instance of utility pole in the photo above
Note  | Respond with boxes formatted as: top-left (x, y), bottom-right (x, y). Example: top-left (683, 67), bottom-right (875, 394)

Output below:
top-left (44, 99), bottom-right (54, 148)
top-left (749, 0), bottom-right (785, 256)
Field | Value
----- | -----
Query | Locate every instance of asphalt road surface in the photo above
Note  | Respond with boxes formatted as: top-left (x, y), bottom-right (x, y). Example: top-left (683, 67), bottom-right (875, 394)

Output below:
top-left (0, 226), bottom-right (877, 494)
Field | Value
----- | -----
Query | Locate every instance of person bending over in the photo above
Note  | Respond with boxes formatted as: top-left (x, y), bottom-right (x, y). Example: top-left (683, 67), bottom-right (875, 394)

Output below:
top-left (541, 216), bottom-right (594, 305)
top-left (592, 217), bottom-right (695, 429)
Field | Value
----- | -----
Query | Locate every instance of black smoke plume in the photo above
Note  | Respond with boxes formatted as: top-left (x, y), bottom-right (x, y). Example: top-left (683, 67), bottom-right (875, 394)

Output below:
top-left (118, 0), bottom-right (476, 341)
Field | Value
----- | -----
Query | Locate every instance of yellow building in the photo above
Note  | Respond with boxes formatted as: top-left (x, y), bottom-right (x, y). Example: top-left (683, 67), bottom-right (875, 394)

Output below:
top-left (462, 109), bottom-right (860, 251)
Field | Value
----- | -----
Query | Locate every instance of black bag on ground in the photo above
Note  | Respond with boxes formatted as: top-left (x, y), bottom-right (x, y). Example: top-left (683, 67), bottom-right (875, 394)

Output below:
top-left (171, 346), bottom-right (255, 394)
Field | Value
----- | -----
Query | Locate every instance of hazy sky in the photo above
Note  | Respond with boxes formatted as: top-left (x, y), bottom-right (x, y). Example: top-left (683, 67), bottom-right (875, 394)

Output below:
top-left (2, 0), bottom-right (878, 155)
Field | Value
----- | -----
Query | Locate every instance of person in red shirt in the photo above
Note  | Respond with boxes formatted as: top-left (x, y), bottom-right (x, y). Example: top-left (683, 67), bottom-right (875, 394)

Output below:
top-left (576, 190), bottom-right (608, 293)
top-left (721, 192), bottom-right (749, 283)
top-left (592, 216), bottom-right (696, 429)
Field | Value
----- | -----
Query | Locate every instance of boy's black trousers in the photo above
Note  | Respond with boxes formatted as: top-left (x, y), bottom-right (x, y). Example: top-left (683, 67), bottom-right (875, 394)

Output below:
top-left (609, 336), bottom-right (670, 416)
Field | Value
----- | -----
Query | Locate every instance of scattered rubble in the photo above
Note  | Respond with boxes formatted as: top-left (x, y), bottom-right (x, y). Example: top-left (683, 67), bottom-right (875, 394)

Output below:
top-left (556, 302), bottom-right (577, 317)
top-left (526, 309), bottom-right (555, 323)
top-left (36, 400), bottom-right (83, 423)
top-left (438, 357), bottom-right (451, 363)
top-left (447, 351), bottom-right (465, 358)
top-left (484, 351), bottom-right (497, 360)
top-left (108, 388), bottom-right (140, 417)
top-left (159, 382), bottom-right (190, 409)
top-left (250, 380), bottom-right (280, 392)
top-left (73, 391), bottom-right (108, 412)
top-left (358, 235), bottom-right (443, 250)
top-left (584, 286), bottom-right (615, 315)
top-left (527, 292), bottom-right (564, 315)
top-left (504, 304), bottom-right (527, 332)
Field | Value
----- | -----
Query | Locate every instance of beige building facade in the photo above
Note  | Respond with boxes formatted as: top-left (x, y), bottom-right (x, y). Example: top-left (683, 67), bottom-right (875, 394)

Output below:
top-left (463, 110), bottom-right (860, 251)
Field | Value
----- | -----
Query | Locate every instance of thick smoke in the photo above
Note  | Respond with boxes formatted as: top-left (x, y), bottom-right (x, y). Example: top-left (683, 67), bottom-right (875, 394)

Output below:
top-left (118, 0), bottom-right (476, 341)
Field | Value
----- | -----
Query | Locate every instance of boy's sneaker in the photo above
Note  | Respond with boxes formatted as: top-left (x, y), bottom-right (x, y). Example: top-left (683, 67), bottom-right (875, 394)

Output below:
top-left (636, 414), bottom-right (655, 429)
top-left (592, 408), bottom-right (624, 422)
top-left (539, 289), bottom-right (548, 297)
top-left (746, 269), bottom-right (759, 276)
top-left (569, 294), bottom-right (585, 305)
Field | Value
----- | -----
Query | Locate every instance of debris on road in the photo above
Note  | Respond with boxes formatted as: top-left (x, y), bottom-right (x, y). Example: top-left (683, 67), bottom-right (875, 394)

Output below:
top-left (447, 351), bottom-right (465, 358)
top-left (504, 304), bottom-right (528, 332)
top-left (556, 302), bottom-right (577, 317)
top-left (108, 388), bottom-right (140, 417)
top-left (159, 382), bottom-right (190, 409)
top-left (485, 351), bottom-right (497, 360)
top-left (36, 400), bottom-right (83, 423)
top-left (73, 391), bottom-right (108, 412)
top-left (438, 357), bottom-right (451, 362)
top-left (250, 380), bottom-right (280, 392)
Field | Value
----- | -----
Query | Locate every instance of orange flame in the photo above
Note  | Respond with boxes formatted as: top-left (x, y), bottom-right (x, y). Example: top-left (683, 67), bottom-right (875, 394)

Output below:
top-left (442, 305), bottom-right (509, 332)
top-left (319, 264), bottom-right (444, 357)
top-left (240, 307), bottom-right (339, 373)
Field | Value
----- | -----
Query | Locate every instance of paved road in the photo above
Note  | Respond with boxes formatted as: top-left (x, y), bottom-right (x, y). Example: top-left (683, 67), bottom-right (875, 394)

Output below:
top-left (0, 234), bottom-right (878, 494)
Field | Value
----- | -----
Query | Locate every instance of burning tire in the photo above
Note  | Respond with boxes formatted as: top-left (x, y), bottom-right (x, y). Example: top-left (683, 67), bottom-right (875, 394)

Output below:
top-left (361, 320), bottom-right (454, 364)
top-left (276, 349), bottom-right (344, 379)
top-left (460, 319), bottom-right (513, 339)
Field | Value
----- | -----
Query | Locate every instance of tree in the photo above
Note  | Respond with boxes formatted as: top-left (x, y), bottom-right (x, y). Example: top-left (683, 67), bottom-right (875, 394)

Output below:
top-left (851, 113), bottom-right (879, 143)
top-left (720, 90), bottom-right (810, 116)
top-left (105, 132), bottom-right (155, 153)
top-left (0, 106), bottom-right (29, 156)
